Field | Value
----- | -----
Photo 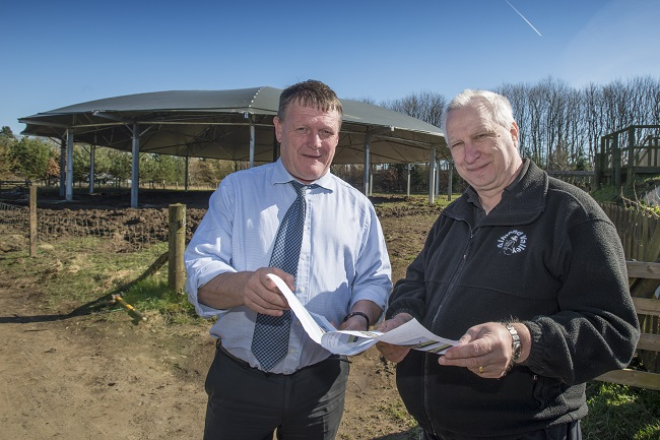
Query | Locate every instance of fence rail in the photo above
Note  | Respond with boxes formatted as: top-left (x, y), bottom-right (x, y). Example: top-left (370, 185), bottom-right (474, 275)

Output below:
top-left (547, 171), bottom-right (594, 192)
top-left (600, 202), bottom-right (660, 382)
top-left (596, 124), bottom-right (660, 188)
top-left (596, 269), bottom-right (660, 390)
top-left (600, 202), bottom-right (660, 262)
top-left (0, 180), bottom-right (32, 195)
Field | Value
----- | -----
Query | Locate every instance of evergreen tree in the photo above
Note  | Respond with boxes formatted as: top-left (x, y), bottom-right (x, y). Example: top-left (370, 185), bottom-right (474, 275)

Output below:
top-left (0, 126), bottom-right (17, 178)
top-left (9, 136), bottom-right (54, 180)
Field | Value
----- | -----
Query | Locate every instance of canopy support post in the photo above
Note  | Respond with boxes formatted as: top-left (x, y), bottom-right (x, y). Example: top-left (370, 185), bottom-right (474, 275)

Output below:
top-left (429, 145), bottom-right (436, 205)
top-left (248, 114), bottom-right (255, 168)
top-left (363, 129), bottom-right (371, 196)
top-left (435, 159), bottom-right (440, 198)
top-left (369, 165), bottom-right (374, 196)
top-left (407, 164), bottom-right (412, 197)
top-left (89, 133), bottom-right (96, 194)
top-left (131, 122), bottom-right (140, 208)
top-left (59, 137), bottom-right (66, 198)
top-left (66, 128), bottom-right (74, 201)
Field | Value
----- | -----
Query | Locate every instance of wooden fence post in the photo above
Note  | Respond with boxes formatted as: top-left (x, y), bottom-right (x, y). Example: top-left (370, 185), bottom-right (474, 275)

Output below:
top-left (627, 126), bottom-right (635, 187)
top-left (613, 135), bottom-right (621, 189)
top-left (594, 149), bottom-right (602, 189)
top-left (168, 203), bottom-right (186, 293)
top-left (29, 184), bottom-right (37, 257)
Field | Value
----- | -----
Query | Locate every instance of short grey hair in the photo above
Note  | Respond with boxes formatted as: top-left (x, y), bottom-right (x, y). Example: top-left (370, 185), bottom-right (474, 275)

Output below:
top-left (440, 89), bottom-right (515, 133)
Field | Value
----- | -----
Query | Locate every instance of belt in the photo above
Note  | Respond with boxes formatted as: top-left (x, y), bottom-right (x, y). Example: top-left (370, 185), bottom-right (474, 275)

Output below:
top-left (216, 339), bottom-right (349, 376)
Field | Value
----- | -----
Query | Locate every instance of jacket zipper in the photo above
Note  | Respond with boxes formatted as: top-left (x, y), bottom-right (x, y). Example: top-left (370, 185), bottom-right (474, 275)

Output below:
top-left (422, 221), bottom-right (476, 433)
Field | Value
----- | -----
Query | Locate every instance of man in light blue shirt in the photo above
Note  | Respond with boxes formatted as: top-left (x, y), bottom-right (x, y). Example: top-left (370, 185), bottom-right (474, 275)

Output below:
top-left (185, 80), bottom-right (392, 440)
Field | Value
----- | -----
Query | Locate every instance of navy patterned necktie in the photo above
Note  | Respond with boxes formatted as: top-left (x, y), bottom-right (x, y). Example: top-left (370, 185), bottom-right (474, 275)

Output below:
top-left (251, 181), bottom-right (314, 371)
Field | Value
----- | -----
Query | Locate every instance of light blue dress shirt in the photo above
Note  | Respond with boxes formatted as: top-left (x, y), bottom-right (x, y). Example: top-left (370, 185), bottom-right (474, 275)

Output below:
top-left (185, 159), bottom-right (392, 374)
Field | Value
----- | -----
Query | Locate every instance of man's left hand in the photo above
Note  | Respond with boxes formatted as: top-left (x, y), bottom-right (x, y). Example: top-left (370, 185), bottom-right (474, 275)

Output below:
top-left (338, 315), bottom-right (369, 332)
top-left (438, 322), bottom-right (526, 378)
top-left (375, 313), bottom-right (414, 363)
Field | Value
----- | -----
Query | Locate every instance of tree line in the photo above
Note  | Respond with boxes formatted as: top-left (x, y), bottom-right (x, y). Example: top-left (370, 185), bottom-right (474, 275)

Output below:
top-left (382, 75), bottom-right (660, 171)
top-left (2, 75), bottom-right (659, 186)
top-left (0, 126), bottom-right (240, 187)
top-left (499, 76), bottom-right (660, 170)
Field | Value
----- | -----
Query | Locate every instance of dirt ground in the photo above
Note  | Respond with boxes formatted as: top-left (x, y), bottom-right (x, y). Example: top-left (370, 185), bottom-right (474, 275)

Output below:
top-left (0, 188), bottom-right (430, 440)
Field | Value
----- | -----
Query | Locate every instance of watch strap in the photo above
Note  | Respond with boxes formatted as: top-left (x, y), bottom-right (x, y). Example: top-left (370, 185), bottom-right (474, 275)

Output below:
top-left (342, 311), bottom-right (370, 327)
top-left (504, 323), bottom-right (522, 365)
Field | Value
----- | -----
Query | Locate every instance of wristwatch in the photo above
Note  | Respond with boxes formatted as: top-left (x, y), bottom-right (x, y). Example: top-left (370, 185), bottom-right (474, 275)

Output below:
top-left (504, 323), bottom-right (522, 364)
top-left (342, 311), bottom-right (370, 327)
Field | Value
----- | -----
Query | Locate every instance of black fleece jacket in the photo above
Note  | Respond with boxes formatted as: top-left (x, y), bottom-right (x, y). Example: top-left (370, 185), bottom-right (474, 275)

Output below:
top-left (386, 160), bottom-right (640, 439)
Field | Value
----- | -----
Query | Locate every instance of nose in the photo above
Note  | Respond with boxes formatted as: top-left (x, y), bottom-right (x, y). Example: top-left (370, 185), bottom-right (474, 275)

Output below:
top-left (307, 131), bottom-right (323, 150)
top-left (463, 141), bottom-right (480, 164)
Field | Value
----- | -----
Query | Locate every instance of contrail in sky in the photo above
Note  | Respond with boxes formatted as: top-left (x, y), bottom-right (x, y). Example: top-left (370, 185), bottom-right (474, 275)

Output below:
top-left (505, 0), bottom-right (542, 37)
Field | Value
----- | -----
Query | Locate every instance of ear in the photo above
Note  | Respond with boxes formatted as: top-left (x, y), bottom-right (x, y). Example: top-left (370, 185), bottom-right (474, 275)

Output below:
top-left (510, 121), bottom-right (519, 147)
top-left (273, 116), bottom-right (283, 143)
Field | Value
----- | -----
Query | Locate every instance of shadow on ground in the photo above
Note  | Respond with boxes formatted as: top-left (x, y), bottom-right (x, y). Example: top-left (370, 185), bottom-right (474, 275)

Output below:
top-left (370, 428), bottom-right (421, 440)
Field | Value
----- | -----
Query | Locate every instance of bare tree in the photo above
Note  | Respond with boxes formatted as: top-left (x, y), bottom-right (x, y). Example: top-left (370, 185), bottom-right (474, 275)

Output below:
top-left (374, 77), bottom-right (660, 175)
top-left (499, 83), bottom-right (531, 159)
top-left (499, 76), bottom-right (660, 171)
top-left (383, 91), bottom-right (447, 127)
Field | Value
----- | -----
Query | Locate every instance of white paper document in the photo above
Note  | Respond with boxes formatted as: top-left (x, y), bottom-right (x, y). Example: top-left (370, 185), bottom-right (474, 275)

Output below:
top-left (267, 274), bottom-right (459, 356)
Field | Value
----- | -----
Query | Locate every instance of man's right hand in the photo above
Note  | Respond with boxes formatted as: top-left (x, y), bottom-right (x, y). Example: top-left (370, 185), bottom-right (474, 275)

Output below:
top-left (243, 267), bottom-right (294, 316)
top-left (197, 267), bottom-right (294, 314)
top-left (375, 313), bottom-right (414, 363)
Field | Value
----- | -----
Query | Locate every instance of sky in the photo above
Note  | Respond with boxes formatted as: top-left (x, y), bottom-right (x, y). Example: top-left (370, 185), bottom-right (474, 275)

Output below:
top-left (2, 0), bottom-right (659, 136)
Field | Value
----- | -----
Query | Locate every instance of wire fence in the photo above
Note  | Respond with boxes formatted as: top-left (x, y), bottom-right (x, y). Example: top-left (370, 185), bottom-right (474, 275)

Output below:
top-left (0, 203), bottom-right (171, 255)
top-left (0, 202), bottom-right (28, 230)
top-left (0, 202), bottom-right (29, 253)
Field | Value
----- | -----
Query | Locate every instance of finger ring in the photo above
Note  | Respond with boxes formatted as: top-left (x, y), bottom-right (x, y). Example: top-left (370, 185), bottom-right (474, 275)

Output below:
top-left (478, 366), bottom-right (484, 374)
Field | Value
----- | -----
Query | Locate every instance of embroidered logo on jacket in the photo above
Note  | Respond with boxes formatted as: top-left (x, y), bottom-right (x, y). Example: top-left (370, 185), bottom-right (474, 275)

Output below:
top-left (497, 230), bottom-right (527, 255)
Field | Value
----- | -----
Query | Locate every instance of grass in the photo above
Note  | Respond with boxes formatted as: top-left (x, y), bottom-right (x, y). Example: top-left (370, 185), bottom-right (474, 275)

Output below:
top-left (121, 276), bottom-right (200, 324)
top-left (0, 235), bottom-right (202, 325)
top-left (378, 401), bottom-right (419, 430)
top-left (583, 382), bottom-right (660, 440)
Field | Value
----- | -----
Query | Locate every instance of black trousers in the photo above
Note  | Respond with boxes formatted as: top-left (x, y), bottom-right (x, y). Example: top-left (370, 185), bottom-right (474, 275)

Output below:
top-left (422, 420), bottom-right (582, 440)
top-left (203, 345), bottom-right (349, 440)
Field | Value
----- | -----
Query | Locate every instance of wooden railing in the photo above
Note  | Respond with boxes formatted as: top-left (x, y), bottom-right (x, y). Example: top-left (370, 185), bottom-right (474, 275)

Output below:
top-left (596, 125), bottom-right (660, 188)
top-left (547, 171), bottom-right (594, 192)
top-left (0, 180), bottom-right (32, 195)
top-left (596, 261), bottom-right (660, 390)
top-left (599, 202), bottom-right (660, 262)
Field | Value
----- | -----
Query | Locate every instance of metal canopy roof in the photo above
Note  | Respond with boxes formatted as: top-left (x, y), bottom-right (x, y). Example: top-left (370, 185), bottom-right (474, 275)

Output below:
top-left (19, 86), bottom-right (448, 164)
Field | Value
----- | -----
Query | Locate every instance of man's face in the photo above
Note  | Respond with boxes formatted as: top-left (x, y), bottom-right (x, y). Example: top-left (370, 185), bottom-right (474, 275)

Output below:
top-left (274, 100), bottom-right (341, 183)
top-left (445, 103), bottom-right (520, 196)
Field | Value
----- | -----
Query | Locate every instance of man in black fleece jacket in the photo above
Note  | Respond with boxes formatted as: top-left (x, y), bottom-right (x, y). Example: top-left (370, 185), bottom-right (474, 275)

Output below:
top-left (376, 89), bottom-right (640, 440)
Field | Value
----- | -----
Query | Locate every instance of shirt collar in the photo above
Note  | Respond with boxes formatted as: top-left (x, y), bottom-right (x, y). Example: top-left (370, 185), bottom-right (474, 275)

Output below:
top-left (270, 158), bottom-right (335, 191)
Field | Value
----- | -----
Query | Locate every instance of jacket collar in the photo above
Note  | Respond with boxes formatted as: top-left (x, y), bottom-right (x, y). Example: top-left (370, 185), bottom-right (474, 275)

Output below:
top-left (445, 159), bottom-right (547, 227)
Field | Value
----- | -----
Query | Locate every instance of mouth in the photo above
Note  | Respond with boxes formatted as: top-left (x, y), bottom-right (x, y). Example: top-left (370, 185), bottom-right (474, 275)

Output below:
top-left (465, 163), bottom-right (488, 173)
top-left (302, 153), bottom-right (323, 160)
